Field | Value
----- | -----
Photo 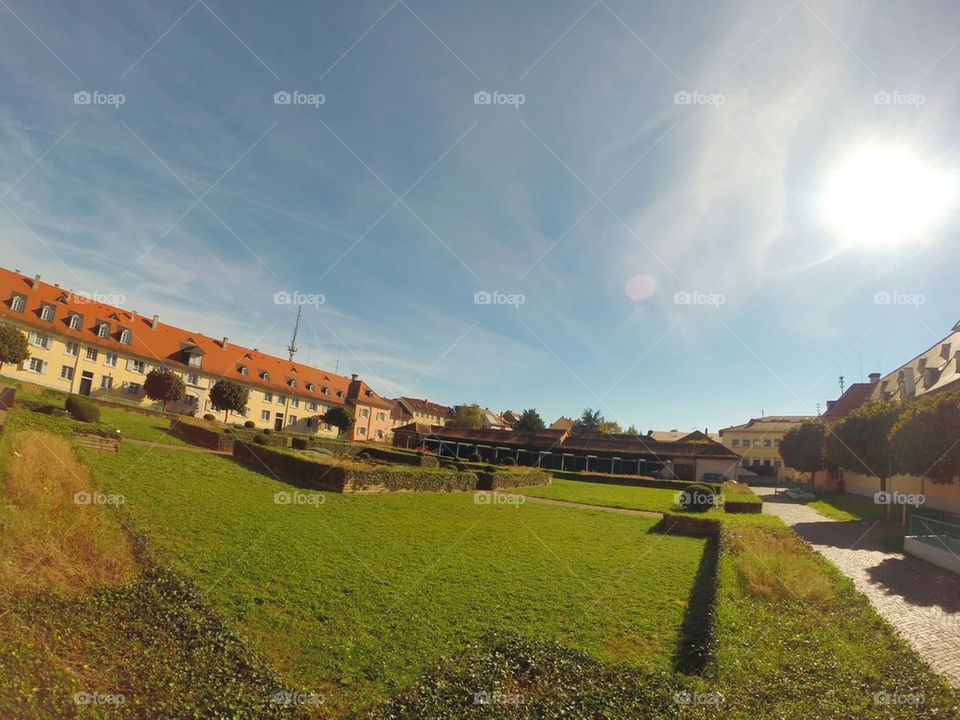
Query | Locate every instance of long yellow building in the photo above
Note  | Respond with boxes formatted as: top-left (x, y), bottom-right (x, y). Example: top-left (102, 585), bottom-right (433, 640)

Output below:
top-left (0, 267), bottom-right (392, 442)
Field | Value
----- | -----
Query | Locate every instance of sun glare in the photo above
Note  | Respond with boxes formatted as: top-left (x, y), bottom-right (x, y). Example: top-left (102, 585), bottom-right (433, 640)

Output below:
top-left (822, 144), bottom-right (956, 248)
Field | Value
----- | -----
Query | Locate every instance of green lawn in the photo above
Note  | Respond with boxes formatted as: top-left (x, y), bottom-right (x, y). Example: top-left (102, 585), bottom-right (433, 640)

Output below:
top-left (98, 406), bottom-right (189, 446)
top-left (87, 446), bottom-right (707, 714)
top-left (519, 478), bottom-right (681, 513)
top-left (805, 493), bottom-right (891, 522)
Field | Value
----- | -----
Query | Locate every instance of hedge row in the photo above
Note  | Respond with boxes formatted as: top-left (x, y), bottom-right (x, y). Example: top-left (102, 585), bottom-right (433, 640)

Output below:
top-left (169, 419), bottom-right (235, 452)
top-left (476, 468), bottom-right (552, 491)
top-left (721, 481), bottom-right (763, 514)
top-left (358, 445), bottom-right (440, 468)
top-left (233, 442), bottom-right (477, 493)
top-left (554, 470), bottom-right (721, 493)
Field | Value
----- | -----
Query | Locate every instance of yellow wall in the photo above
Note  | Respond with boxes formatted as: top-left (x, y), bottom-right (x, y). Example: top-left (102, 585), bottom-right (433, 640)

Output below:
top-left (844, 471), bottom-right (960, 513)
top-left (720, 428), bottom-right (800, 480)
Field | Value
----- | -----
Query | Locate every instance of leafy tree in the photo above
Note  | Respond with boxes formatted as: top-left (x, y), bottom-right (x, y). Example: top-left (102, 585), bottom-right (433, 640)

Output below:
top-left (890, 391), bottom-right (960, 485)
top-left (0, 324), bottom-right (29, 375)
top-left (779, 421), bottom-right (827, 481)
top-left (826, 400), bottom-right (902, 494)
top-left (574, 408), bottom-right (604, 433)
top-left (513, 408), bottom-right (545, 432)
top-left (599, 420), bottom-right (622, 434)
top-left (451, 404), bottom-right (483, 430)
top-left (209, 379), bottom-right (249, 423)
top-left (143, 369), bottom-right (185, 411)
top-left (323, 406), bottom-right (355, 435)
top-left (624, 424), bottom-right (640, 435)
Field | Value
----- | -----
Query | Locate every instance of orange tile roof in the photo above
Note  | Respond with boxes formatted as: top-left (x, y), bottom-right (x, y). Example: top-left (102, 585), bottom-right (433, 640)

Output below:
top-left (399, 396), bottom-right (452, 417)
top-left (0, 266), bottom-right (390, 409)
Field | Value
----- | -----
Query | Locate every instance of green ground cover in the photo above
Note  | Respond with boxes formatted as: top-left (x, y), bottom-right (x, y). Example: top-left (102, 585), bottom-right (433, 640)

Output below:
top-left (87, 445), bottom-right (707, 714)
top-left (518, 478), bottom-right (681, 513)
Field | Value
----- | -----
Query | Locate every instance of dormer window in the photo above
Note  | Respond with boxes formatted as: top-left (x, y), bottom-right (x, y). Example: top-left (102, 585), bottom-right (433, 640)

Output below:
top-left (238, 365), bottom-right (248, 375)
top-left (10, 295), bottom-right (25, 312)
top-left (288, 379), bottom-right (297, 388)
top-left (97, 323), bottom-right (110, 338)
top-left (40, 304), bottom-right (54, 321)
top-left (68, 314), bottom-right (82, 330)
top-left (188, 355), bottom-right (201, 368)
top-left (260, 371), bottom-right (270, 381)
top-left (306, 383), bottom-right (314, 392)
top-left (119, 329), bottom-right (132, 344)
top-left (336, 390), bottom-right (344, 398)
top-left (365, 389), bottom-right (373, 397)
top-left (321, 387), bottom-right (329, 395)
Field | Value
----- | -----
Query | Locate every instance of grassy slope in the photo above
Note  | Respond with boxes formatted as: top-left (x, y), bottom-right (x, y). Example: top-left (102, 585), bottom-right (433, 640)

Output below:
top-left (87, 446), bottom-right (706, 713)
top-left (805, 493), bottom-right (891, 522)
top-left (519, 478), bottom-right (681, 513)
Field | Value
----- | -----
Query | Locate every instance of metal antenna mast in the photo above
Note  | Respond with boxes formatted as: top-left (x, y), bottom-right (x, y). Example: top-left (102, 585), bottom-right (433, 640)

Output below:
top-left (287, 305), bottom-right (303, 362)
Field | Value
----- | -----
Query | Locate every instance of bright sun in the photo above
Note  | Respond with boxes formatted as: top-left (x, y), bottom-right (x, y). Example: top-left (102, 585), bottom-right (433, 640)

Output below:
top-left (822, 143), bottom-right (956, 247)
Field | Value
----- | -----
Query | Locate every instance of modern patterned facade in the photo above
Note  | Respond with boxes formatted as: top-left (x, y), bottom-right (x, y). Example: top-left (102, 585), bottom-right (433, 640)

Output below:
top-left (0, 267), bottom-right (392, 442)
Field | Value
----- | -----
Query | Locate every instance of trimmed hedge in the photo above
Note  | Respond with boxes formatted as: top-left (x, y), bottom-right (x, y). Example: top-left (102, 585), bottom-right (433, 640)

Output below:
top-left (64, 395), bottom-right (101, 423)
top-left (169, 419), bottom-right (235, 452)
top-left (233, 442), bottom-right (477, 493)
top-left (554, 470), bottom-right (722, 493)
top-left (721, 481), bottom-right (763, 514)
top-left (476, 468), bottom-right (552, 491)
top-left (360, 445), bottom-right (439, 468)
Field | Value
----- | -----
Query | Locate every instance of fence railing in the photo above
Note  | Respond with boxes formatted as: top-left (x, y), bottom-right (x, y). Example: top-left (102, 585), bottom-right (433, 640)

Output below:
top-left (907, 514), bottom-right (960, 554)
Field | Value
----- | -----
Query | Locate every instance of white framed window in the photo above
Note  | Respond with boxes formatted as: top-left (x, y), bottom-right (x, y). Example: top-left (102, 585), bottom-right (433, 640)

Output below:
top-left (264, 392), bottom-right (273, 402)
top-left (101, 376), bottom-right (113, 389)
top-left (376, 429), bottom-right (384, 439)
top-left (753, 439), bottom-right (761, 448)
top-left (358, 426), bottom-right (367, 435)
top-left (68, 314), bottom-right (82, 330)
top-left (238, 365), bottom-right (248, 375)
top-left (188, 354), bottom-right (201, 367)
top-left (261, 410), bottom-right (270, 421)
top-left (277, 396), bottom-right (286, 405)
top-left (186, 373), bottom-right (200, 385)
top-left (130, 360), bottom-right (146, 374)
top-left (731, 439), bottom-right (740, 447)
top-left (65, 341), bottom-right (79, 356)
top-left (376, 412), bottom-right (386, 421)
top-left (10, 295), bottom-right (25, 312)
top-left (104, 352), bottom-right (118, 367)
top-left (763, 439), bottom-right (772, 448)
top-left (125, 382), bottom-right (142, 394)
top-left (289, 415), bottom-right (297, 425)
top-left (40, 305), bottom-right (54, 321)
top-left (28, 332), bottom-right (50, 349)
top-left (120, 329), bottom-right (132, 344)
top-left (291, 398), bottom-right (300, 408)
top-left (308, 401), bottom-right (317, 411)
top-left (360, 408), bottom-right (369, 418)
top-left (27, 357), bottom-right (46, 374)
top-left (97, 323), bottom-right (110, 338)
top-left (60, 365), bottom-right (74, 381)
top-left (85, 348), bottom-right (98, 362)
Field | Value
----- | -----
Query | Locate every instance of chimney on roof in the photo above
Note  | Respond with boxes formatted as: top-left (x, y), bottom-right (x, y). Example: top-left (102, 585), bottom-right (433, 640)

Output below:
top-left (222, 337), bottom-right (229, 348)
top-left (868, 372), bottom-right (881, 385)
top-left (151, 314), bottom-right (159, 329)
top-left (31, 274), bottom-right (40, 289)
top-left (351, 373), bottom-right (359, 381)
top-left (826, 400), bottom-right (838, 412)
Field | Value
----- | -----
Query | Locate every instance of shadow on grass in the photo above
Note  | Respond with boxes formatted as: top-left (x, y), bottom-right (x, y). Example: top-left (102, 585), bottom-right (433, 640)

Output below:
top-left (672, 535), bottom-right (718, 675)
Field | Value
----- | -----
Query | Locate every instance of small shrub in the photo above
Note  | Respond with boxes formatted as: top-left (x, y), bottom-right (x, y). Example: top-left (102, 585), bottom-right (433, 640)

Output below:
top-left (677, 483), bottom-right (717, 512)
top-left (253, 434), bottom-right (269, 445)
top-left (202, 413), bottom-right (216, 422)
top-left (65, 396), bottom-right (100, 423)
top-left (468, 452), bottom-right (482, 462)
top-left (244, 420), bottom-right (256, 428)
top-left (263, 428), bottom-right (273, 435)
top-left (291, 437), bottom-right (308, 450)
top-left (501, 456), bottom-right (517, 466)
top-left (223, 428), bottom-right (234, 435)
top-left (358, 451), bottom-right (372, 461)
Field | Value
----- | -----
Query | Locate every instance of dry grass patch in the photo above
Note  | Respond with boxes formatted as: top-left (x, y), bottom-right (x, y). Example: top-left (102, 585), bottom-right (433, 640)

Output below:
top-left (0, 431), bottom-right (137, 595)
top-left (729, 526), bottom-right (837, 604)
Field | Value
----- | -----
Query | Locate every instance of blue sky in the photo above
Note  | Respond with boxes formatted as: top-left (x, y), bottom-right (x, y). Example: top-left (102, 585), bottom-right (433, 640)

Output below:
top-left (2, 0), bottom-right (959, 432)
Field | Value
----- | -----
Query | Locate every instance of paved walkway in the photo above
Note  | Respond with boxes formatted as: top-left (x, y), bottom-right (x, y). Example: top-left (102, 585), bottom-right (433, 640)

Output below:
top-left (756, 487), bottom-right (960, 688)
